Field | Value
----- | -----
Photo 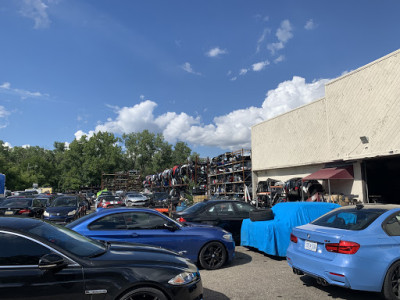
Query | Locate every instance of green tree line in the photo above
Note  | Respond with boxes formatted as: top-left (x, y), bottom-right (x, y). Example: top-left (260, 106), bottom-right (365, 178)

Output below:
top-left (0, 130), bottom-right (198, 192)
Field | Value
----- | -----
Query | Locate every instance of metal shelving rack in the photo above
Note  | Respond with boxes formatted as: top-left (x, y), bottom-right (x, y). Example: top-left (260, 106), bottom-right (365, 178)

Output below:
top-left (208, 149), bottom-right (251, 198)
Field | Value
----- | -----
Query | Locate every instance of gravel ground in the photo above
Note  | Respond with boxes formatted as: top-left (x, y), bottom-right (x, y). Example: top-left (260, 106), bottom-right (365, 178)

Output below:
top-left (200, 246), bottom-right (382, 300)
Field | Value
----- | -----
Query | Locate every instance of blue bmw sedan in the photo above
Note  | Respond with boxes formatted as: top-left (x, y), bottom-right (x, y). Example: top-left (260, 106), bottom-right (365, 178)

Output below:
top-left (67, 207), bottom-right (235, 270)
top-left (287, 204), bottom-right (400, 299)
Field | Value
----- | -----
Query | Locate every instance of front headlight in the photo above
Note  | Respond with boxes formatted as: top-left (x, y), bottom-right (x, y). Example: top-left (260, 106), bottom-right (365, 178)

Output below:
top-left (67, 210), bottom-right (76, 216)
top-left (168, 272), bottom-right (198, 285)
top-left (43, 211), bottom-right (49, 217)
top-left (223, 233), bottom-right (233, 241)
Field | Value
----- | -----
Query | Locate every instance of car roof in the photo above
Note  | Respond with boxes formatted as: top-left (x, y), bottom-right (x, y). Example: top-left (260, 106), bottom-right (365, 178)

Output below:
top-left (338, 204), bottom-right (400, 211)
top-left (206, 200), bottom-right (249, 204)
top-left (0, 217), bottom-right (43, 232)
top-left (95, 207), bottom-right (160, 216)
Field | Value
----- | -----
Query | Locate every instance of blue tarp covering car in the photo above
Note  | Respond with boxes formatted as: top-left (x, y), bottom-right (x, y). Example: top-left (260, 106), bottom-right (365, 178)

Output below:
top-left (240, 202), bottom-right (340, 257)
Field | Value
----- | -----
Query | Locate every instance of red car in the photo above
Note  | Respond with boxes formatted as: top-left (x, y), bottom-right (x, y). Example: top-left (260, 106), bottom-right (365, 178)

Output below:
top-left (97, 196), bottom-right (125, 208)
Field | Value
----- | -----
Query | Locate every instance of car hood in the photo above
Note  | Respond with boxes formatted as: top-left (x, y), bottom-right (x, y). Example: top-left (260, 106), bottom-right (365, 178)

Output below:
top-left (46, 207), bottom-right (77, 215)
top-left (89, 241), bottom-right (195, 270)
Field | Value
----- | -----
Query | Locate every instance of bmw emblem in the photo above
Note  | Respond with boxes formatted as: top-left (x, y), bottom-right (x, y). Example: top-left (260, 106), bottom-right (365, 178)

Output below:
top-left (57, 213), bottom-right (60, 216)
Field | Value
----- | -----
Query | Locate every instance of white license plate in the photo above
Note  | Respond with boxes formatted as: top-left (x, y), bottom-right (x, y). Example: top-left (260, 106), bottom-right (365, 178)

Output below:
top-left (5, 211), bottom-right (14, 215)
top-left (304, 240), bottom-right (317, 252)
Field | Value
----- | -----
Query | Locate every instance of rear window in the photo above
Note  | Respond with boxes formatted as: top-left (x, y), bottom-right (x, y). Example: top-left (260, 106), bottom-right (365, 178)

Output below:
top-left (182, 202), bottom-right (208, 214)
top-left (311, 208), bottom-right (386, 230)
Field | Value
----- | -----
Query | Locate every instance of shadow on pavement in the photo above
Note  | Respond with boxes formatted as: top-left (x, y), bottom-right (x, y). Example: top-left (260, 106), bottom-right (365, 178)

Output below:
top-left (300, 275), bottom-right (383, 299)
top-left (230, 249), bottom-right (253, 267)
top-left (203, 288), bottom-right (230, 300)
top-left (242, 246), bottom-right (286, 261)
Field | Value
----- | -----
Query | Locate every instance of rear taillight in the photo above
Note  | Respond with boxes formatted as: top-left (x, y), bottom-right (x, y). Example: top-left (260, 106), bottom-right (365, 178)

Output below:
top-left (290, 233), bottom-right (298, 243)
top-left (178, 217), bottom-right (186, 223)
top-left (18, 209), bottom-right (31, 215)
top-left (325, 241), bottom-right (360, 254)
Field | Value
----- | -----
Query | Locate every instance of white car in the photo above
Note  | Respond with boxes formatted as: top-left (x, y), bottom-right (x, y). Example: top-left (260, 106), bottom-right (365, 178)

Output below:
top-left (124, 193), bottom-right (148, 206)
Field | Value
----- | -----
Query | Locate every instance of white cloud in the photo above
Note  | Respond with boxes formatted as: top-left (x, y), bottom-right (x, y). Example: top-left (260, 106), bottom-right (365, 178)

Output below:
top-left (0, 106), bottom-right (10, 118)
top-left (3, 142), bottom-right (12, 148)
top-left (0, 82), bottom-right (48, 99)
top-left (181, 62), bottom-right (201, 75)
top-left (252, 60), bottom-right (270, 72)
top-left (274, 55), bottom-right (285, 63)
top-left (75, 76), bottom-right (330, 150)
top-left (230, 77), bottom-right (237, 81)
top-left (239, 69), bottom-right (248, 76)
top-left (0, 106), bottom-right (10, 129)
top-left (0, 82), bottom-right (10, 89)
top-left (19, 0), bottom-right (53, 29)
top-left (256, 28), bottom-right (270, 53)
top-left (22, 144), bottom-right (31, 149)
top-left (305, 19), bottom-right (316, 30)
top-left (206, 47), bottom-right (227, 58)
top-left (267, 19), bottom-right (293, 54)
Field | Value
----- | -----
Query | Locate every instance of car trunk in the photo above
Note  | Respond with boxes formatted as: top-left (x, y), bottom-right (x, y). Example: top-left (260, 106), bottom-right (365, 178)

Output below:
top-left (292, 224), bottom-right (344, 261)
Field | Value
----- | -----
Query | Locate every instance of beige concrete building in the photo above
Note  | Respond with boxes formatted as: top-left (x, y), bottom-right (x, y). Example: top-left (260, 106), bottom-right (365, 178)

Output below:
top-left (251, 49), bottom-right (400, 204)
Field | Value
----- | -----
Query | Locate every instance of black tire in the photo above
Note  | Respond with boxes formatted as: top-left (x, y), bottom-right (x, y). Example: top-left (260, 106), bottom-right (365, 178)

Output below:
top-left (383, 261), bottom-right (400, 300)
top-left (119, 287), bottom-right (167, 300)
top-left (250, 208), bottom-right (274, 221)
top-left (199, 241), bottom-right (227, 270)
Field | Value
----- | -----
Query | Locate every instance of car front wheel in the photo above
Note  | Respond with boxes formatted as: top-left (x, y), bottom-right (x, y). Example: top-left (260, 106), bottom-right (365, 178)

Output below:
top-left (199, 241), bottom-right (227, 270)
top-left (383, 260), bottom-right (400, 300)
top-left (119, 287), bottom-right (167, 300)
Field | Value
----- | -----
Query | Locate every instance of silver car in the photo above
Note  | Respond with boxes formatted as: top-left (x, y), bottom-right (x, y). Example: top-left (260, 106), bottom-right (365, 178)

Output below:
top-left (124, 193), bottom-right (149, 206)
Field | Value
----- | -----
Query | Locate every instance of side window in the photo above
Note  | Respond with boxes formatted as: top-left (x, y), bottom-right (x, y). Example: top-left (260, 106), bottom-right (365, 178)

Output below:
top-left (208, 203), bottom-right (235, 216)
top-left (384, 213), bottom-right (400, 236)
top-left (88, 214), bottom-right (127, 230)
top-left (32, 199), bottom-right (41, 207)
top-left (124, 212), bottom-right (166, 230)
top-left (234, 202), bottom-right (256, 213)
top-left (0, 232), bottom-right (51, 266)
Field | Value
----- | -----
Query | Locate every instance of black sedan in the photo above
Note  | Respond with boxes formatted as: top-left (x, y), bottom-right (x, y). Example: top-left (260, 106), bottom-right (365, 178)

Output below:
top-left (173, 200), bottom-right (256, 243)
top-left (0, 197), bottom-right (45, 218)
top-left (0, 217), bottom-right (203, 300)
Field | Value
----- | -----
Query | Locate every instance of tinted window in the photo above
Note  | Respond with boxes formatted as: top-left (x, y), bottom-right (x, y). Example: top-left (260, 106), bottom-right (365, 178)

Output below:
top-left (208, 203), bottom-right (235, 216)
top-left (234, 202), bottom-right (256, 213)
top-left (52, 197), bottom-right (77, 207)
top-left (27, 222), bottom-right (106, 257)
top-left (0, 232), bottom-right (51, 265)
top-left (384, 212), bottom-right (400, 236)
top-left (124, 212), bottom-right (167, 230)
top-left (2, 199), bottom-right (33, 207)
top-left (88, 214), bottom-right (127, 230)
top-left (312, 208), bottom-right (386, 230)
top-left (182, 202), bottom-right (208, 214)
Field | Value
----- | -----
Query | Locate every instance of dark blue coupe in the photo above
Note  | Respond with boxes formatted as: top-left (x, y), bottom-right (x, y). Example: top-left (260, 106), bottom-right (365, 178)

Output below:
top-left (67, 207), bottom-right (235, 270)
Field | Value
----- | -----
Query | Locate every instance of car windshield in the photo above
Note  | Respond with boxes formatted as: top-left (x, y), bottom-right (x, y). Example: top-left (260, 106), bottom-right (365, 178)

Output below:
top-left (311, 208), bottom-right (387, 230)
top-left (2, 199), bottom-right (33, 207)
top-left (51, 197), bottom-right (77, 207)
top-left (154, 193), bottom-right (168, 200)
top-left (127, 194), bottom-right (142, 198)
top-left (28, 221), bottom-right (106, 257)
top-left (182, 202), bottom-right (208, 214)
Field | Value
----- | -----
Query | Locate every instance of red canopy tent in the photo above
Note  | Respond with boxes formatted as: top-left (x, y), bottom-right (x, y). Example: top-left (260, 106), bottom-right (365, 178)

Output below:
top-left (302, 166), bottom-right (354, 201)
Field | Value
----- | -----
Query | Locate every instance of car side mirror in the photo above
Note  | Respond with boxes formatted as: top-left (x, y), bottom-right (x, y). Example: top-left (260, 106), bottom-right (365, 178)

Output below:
top-left (38, 254), bottom-right (67, 271)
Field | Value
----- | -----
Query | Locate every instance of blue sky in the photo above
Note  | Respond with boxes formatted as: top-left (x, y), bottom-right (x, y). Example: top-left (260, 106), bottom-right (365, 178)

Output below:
top-left (1, 0), bottom-right (400, 158)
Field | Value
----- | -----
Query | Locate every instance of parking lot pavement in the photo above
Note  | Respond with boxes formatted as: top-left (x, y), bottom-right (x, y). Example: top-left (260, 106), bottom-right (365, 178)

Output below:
top-left (200, 246), bottom-right (382, 300)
